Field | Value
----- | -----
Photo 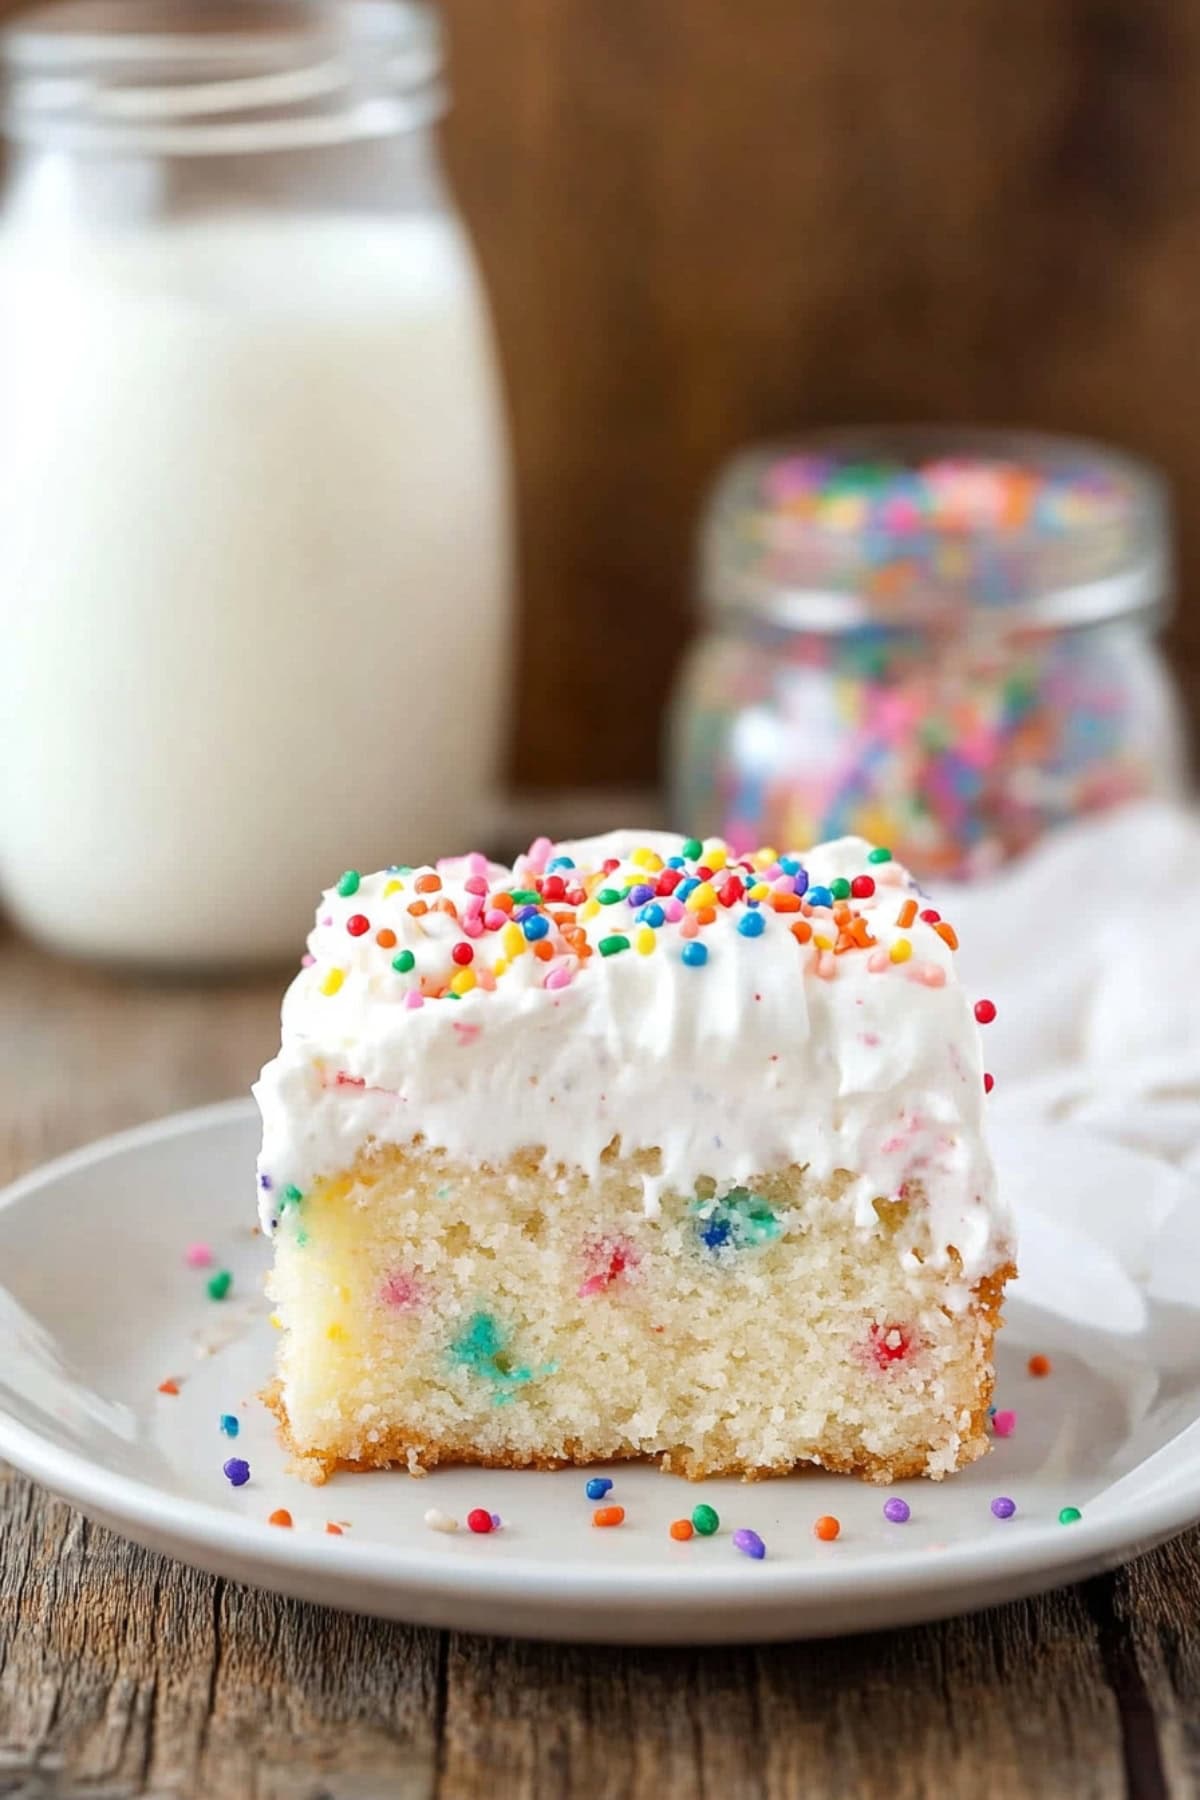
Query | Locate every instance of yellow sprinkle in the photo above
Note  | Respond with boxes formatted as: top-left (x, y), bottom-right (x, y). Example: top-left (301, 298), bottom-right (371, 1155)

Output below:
top-left (631, 847), bottom-right (664, 872)
top-left (449, 967), bottom-right (477, 996)
top-left (492, 958), bottom-right (509, 978)
top-left (704, 844), bottom-right (728, 872)
top-left (326, 1322), bottom-right (347, 1342)
top-left (635, 925), bottom-right (656, 955)
top-left (686, 881), bottom-right (718, 911)
top-left (319, 967), bottom-right (345, 997)
top-left (889, 938), bottom-right (913, 964)
top-left (269, 1312), bottom-right (283, 1331)
top-left (752, 847), bottom-right (779, 871)
top-left (749, 882), bottom-right (770, 902)
top-left (813, 933), bottom-right (834, 951)
top-left (501, 921), bottom-right (526, 958)
top-left (383, 878), bottom-right (404, 897)
top-left (580, 898), bottom-right (601, 921)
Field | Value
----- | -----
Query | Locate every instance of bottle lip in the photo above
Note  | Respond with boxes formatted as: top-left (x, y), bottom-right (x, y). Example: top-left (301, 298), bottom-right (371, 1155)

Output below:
top-left (2, 0), bottom-right (445, 155)
top-left (701, 426), bottom-right (1173, 637)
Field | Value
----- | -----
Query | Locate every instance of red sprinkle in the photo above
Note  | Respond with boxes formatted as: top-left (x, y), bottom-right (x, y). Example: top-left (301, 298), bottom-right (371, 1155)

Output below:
top-left (984, 1072), bottom-right (995, 1094)
top-left (851, 874), bottom-right (875, 898)
top-left (542, 874), bottom-right (566, 901)
top-left (451, 942), bottom-right (475, 966)
top-left (718, 876), bottom-right (745, 907)
top-left (467, 1508), bottom-right (494, 1534)
top-left (656, 869), bottom-right (684, 896)
top-left (602, 858), bottom-right (620, 874)
top-left (974, 999), bottom-right (997, 1024)
top-left (920, 908), bottom-right (941, 923)
top-left (346, 914), bottom-right (370, 937)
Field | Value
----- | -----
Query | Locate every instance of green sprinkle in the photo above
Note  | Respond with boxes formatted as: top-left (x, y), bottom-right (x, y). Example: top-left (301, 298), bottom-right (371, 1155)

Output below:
top-left (596, 887), bottom-right (623, 905)
top-left (682, 837), bottom-right (703, 860)
top-left (296, 1229), bottom-right (309, 1248)
top-left (867, 846), bottom-right (893, 864)
top-left (207, 1269), bottom-right (232, 1301)
top-left (282, 1183), bottom-right (303, 1207)
top-left (508, 889), bottom-right (540, 905)
top-left (392, 949), bottom-right (415, 973)
top-left (599, 934), bottom-right (630, 957)
top-left (337, 870), bottom-right (361, 897)
top-left (691, 1503), bottom-right (720, 1536)
top-left (830, 877), bottom-right (851, 900)
top-left (1058, 1506), bottom-right (1082, 1525)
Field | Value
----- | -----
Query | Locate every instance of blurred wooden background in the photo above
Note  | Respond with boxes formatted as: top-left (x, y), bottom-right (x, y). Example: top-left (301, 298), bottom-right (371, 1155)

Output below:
top-left (4, 0), bottom-right (1199, 790)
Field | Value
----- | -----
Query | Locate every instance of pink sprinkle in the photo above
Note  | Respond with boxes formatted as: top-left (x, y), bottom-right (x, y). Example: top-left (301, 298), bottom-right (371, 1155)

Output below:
top-left (526, 835), bottom-right (553, 874)
top-left (679, 912), bottom-right (700, 939)
top-left (301, 953), bottom-right (316, 968)
top-left (467, 852), bottom-right (490, 876)
top-left (321, 914), bottom-right (333, 926)
top-left (185, 1243), bottom-right (213, 1270)
top-left (464, 875), bottom-right (488, 896)
top-left (761, 863), bottom-right (783, 882)
top-left (404, 991), bottom-right (425, 1010)
top-left (462, 914), bottom-right (485, 939)
top-left (992, 1409), bottom-right (1017, 1438)
top-left (867, 948), bottom-right (890, 973)
top-left (484, 909), bottom-right (507, 931)
top-left (907, 961), bottom-right (947, 987)
top-left (661, 897), bottom-right (685, 923)
top-left (476, 968), bottom-right (497, 991)
top-left (380, 1269), bottom-right (423, 1309)
top-left (545, 966), bottom-right (573, 990)
top-left (452, 1021), bottom-right (482, 1045)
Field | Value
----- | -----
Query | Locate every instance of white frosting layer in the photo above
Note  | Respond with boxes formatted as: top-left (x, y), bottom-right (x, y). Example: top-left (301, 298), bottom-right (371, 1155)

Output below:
top-left (253, 832), bottom-right (1012, 1284)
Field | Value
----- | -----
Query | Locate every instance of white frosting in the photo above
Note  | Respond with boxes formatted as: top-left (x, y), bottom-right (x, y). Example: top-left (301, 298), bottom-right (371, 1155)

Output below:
top-left (253, 832), bottom-right (1012, 1285)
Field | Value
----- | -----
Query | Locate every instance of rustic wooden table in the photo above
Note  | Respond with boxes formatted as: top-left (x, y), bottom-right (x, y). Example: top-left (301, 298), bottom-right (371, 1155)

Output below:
top-left (0, 930), bottom-right (1196, 1799)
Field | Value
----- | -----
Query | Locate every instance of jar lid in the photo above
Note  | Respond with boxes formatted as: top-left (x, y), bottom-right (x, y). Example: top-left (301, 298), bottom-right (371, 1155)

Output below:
top-left (701, 427), bottom-right (1172, 633)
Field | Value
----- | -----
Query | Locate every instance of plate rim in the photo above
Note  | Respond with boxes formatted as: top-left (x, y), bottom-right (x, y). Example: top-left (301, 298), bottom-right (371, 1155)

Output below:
top-left (2, 1098), bottom-right (1199, 1626)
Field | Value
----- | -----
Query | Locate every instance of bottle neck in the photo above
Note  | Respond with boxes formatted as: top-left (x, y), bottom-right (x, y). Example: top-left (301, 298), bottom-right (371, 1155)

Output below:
top-left (2, 0), bottom-right (444, 157)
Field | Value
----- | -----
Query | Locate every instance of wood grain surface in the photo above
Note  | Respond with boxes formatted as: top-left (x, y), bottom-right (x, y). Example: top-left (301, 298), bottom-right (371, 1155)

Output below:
top-left (0, 927), bottom-right (1197, 1799)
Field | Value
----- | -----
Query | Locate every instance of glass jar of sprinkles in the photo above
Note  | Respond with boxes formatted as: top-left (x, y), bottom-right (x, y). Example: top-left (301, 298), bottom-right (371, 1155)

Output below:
top-left (669, 428), bottom-right (1187, 880)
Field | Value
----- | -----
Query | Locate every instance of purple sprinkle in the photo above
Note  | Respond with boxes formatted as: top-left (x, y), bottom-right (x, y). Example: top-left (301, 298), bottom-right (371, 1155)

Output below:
top-left (792, 867), bottom-right (808, 895)
top-left (259, 1173), bottom-right (273, 1190)
top-left (490, 1513), bottom-right (502, 1530)
top-left (883, 1497), bottom-right (911, 1524)
top-left (732, 1527), bottom-right (766, 1560)
top-left (223, 1458), bottom-right (250, 1488)
top-left (627, 883), bottom-right (655, 906)
top-left (513, 904), bottom-right (539, 922)
top-left (991, 1496), bottom-right (1017, 1519)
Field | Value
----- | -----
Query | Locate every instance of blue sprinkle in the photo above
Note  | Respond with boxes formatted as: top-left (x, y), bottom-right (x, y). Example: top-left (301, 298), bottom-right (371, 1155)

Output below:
top-left (219, 1414), bottom-right (240, 1438)
top-left (806, 884), bottom-right (833, 909)
top-left (667, 856), bottom-right (685, 868)
top-left (779, 856), bottom-right (801, 875)
top-left (737, 912), bottom-right (765, 938)
top-left (676, 877), bottom-right (700, 900)
top-left (681, 941), bottom-right (708, 967)
top-left (636, 902), bottom-right (665, 928)
top-left (585, 1476), bottom-right (613, 1500)
top-left (547, 855), bottom-right (575, 870)
top-left (699, 1217), bottom-right (732, 1250)
top-left (627, 883), bottom-right (655, 907)
top-left (522, 914), bottom-right (550, 941)
top-left (222, 1457), bottom-right (250, 1487)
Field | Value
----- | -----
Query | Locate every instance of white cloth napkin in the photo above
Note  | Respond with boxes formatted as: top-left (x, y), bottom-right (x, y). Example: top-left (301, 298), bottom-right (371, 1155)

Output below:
top-left (943, 801), bottom-right (1200, 1177)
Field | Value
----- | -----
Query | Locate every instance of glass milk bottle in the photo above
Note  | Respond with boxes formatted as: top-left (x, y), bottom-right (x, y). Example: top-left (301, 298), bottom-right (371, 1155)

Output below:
top-left (0, 0), bottom-right (512, 965)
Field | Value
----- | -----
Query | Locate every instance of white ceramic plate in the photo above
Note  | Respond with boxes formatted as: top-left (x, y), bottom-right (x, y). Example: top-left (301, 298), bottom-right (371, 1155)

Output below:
top-left (1, 1100), bottom-right (1199, 1645)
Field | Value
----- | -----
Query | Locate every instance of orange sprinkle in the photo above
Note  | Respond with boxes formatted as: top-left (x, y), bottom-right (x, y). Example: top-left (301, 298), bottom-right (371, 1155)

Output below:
top-left (813, 1514), bottom-right (841, 1542)
top-left (434, 898), bottom-right (459, 920)
top-left (550, 910), bottom-right (577, 927)
top-left (375, 928), bottom-right (397, 950)
top-left (934, 921), bottom-right (960, 951)
top-left (157, 1378), bottom-right (180, 1396)
top-left (832, 901), bottom-right (852, 926)
top-left (850, 918), bottom-right (875, 948)
top-left (696, 906), bottom-right (717, 926)
top-left (325, 1522), bottom-right (344, 1535)
top-left (533, 939), bottom-right (555, 962)
top-left (268, 1509), bottom-right (293, 1528)
top-left (669, 1518), bottom-right (694, 1541)
top-left (771, 892), bottom-right (801, 913)
top-left (407, 900), bottom-right (429, 917)
top-left (491, 891), bottom-right (514, 913)
top-left (1028, 1353), bottom-right (1052, 1378)
top-left (592, 1505), bottom-right (625, 1528)
top-left (415, 873), bottom-right (441, 894)
top-left (790, 919), bottom-right (813, 945)
top-left (897, 898), bottom-right (918, 928)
